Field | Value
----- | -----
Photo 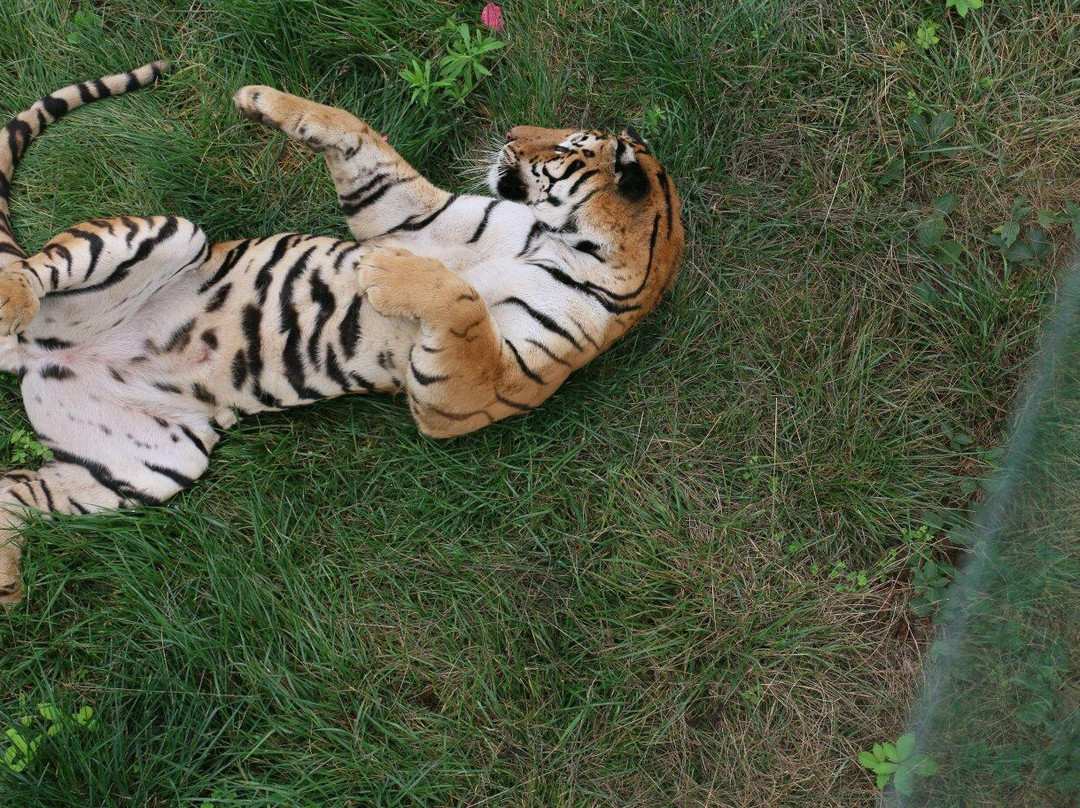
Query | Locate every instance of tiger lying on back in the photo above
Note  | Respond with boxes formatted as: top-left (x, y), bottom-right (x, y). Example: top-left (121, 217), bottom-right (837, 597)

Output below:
top-left (0, 62), bottom-right (684, 604)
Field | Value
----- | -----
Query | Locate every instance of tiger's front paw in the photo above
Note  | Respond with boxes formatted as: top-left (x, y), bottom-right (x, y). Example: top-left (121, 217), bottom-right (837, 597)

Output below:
top-left (0, 270), bottom-right (39, 337)
top-left (360, 248), bottom-right (463, 322)
top-left (234, 85), bottom-right (365, 154)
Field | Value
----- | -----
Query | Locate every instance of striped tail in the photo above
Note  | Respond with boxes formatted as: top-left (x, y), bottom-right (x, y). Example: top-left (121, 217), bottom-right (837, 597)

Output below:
top-left (0, 60), bottom-right (170, 270)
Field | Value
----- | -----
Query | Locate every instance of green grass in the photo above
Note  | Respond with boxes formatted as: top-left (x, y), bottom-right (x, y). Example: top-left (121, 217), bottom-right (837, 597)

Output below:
top-left (0, 1), bottom-right (1077, 805)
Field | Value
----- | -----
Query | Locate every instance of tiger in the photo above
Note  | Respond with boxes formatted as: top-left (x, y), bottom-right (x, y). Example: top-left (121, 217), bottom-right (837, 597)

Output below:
top-left (0, 62), bottom-right (684, 604)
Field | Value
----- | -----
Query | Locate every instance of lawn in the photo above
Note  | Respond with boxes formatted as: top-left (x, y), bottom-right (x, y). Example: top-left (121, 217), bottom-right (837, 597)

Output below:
top-left (0, 1), bottom-right (1077, 805)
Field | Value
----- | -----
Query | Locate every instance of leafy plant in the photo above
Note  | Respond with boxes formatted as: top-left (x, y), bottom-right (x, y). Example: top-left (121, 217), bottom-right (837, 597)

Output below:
top-left (2, 701), bottom-right (97, 774)
top-left (66, 9), bottom-right (103, 46)
top-left (915, 20), bottom-right (940, 50)
top-left (947, 0), bottom-right (984, 18)
top-left (916, 192), bottom-right (964, 265)
top-left (910, 558), bottom-right (952, 619)
top-left (858, 732), bottom-right (939, 795)
top-left (399, 21), bottom-right (504, 109)
top-left (989, 199), bottom-right (1054, 264)
top-left (639, 104), bottom-right (668, 141)
top-left (4, 428), bottom-right (53, 466)
top-left (906, 110), bottom-right (955, 153)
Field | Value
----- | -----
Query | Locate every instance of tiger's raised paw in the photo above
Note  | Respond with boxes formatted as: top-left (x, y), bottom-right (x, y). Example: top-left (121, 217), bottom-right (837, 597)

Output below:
top-left (359, 248), bottom-right (465, 322)
top-left (0, 270), bottom-right (39, 337)
top-left (234, 85), bottom-right (365, 155)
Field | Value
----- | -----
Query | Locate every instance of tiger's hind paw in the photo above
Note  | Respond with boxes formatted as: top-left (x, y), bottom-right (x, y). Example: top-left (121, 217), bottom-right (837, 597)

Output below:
top-left (0, 270), bottom-right (39, 337)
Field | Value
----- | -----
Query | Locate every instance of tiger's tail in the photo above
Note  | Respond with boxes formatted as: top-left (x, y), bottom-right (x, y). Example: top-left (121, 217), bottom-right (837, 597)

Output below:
top-left (0, 60), bottom-right (170, 270)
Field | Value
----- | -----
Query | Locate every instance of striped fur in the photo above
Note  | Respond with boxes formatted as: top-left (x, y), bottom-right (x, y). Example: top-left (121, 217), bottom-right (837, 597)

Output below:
top-left (0, 72), bottom-right (684, 605)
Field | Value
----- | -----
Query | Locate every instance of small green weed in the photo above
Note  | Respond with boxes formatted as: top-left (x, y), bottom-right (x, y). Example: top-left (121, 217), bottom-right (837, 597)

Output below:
top-left (4, 428), bottom-right (53, 466)
top-left (915, 20), bottom-right (940, 50)
top-left (2, 700), bottom-right (97, 774)
top-left (910, 559), bottom-right (952, 620)
top-left (916, 192), bottom-right (964, 266)
top-left (946, 0), bottom-right (984, 18)
top-left (400, 21), bottom-right (504, 108)
top-left (989, 199), bottom-right (1054, 265)
top-left (66, 9), bottom-right (102, 46)
top-left (858, 732), bottom-right (939, 795)
top-left (906, 110), bottom-right (955, 154)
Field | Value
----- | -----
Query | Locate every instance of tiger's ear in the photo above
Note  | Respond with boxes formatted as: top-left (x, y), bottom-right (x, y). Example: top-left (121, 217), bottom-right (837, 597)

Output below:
top-left (623, 125), bottom-right (648, 148)
top-left (615, 141), bottom-right (649, 201)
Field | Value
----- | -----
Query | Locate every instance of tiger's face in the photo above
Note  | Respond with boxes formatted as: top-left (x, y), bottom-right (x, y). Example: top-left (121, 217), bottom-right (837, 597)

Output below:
top-left (489, 125), bottom-right (684, 317)
top-left (490, 126), bottom-right (656, 225)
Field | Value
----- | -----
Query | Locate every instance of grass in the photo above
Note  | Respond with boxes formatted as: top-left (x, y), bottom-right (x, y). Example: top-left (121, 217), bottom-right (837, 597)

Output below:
top-left (0, 0), bottom-right (1078, 805)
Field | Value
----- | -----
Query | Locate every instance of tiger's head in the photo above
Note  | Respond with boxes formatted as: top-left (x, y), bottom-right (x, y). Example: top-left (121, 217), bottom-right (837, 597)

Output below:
top-left (489, 126), bottom-right (684, 332)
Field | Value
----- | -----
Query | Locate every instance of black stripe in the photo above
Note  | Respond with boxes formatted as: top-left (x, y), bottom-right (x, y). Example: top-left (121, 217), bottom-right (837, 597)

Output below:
top-left (77, 82), bottom-right (95, 104)
top-left (516, 221), bottom-right (545, 257)
top-left (609, 213), bottom-right (660, 301)
top-left (40, 364), bottom-right (75, 380)
top-left (178, 424), bottom-right (210, 456)
top-left (35, 337), bottom-right (72, 350)
top-left (349, 372), bottom-right (376, 393)
top-left (40, 94), bottom-right (68, 120)
top-left (162, 318), bottom-right (196, 352)
top-left (190, 383), bottom-right (217, 405)
top-left (6, 118), bottom-right (32, 168)
top-left (241, 305), bottom-right (265, 387)
top-left (341, 183), bottom-right (392, 216)
top-left (277, 248), bottom-right (323, 400)
top-left (50, 447), bottom-right (158, 506)
top-left (38, 479), bottom-right (55, 511)
top-left (495, 393), bottom-right (533, 412)
top-left (205, 282), bottom-right (231, 312)
top-left (384, 194), bottom-right (459, 234)
top-left (339, 172), bottom-right (388, 202)
top-left (409, 359), bottom-right (450, 386)
top-left (338, 295), bottom-right (362, 360)
top-left (575, 241), bottom-right (603, 261)
top-left (254, 235), bottom-right (299, 304)
top-left (143, 462), bottom-right (195, 490)
top-left (68, 497), bottom-right (89, 515)
top-left (657, 170), bottom-right (674, 238)
top-left (307, 270), bottom-right (335, 366)
top-left (231, 349), bottom-right (248, 389)
top-left (324, 345), bottom-right (350, 391)
top-left (496, 297), bottom-right (582, 350)
top-left (332, 243), bottom-right (363, 271)
top-left (526, 337), bottom-right (571, 367)
top-left (92, 79), bottom-right (112, 99)
top-left (468, 200), bottom-right (499, 243)
top-left (566, 169), bottom-right (599, 197)
top-left (504, 340), bottom-right (544, 384)
top-left (197, 239), bottom-right (251, 294)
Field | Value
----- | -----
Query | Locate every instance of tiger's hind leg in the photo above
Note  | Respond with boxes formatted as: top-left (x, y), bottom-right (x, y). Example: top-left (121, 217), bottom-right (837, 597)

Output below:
top-left (233, 86), bottom-right (453, 241)
top-left (0, 381), bottom-right (219, 605)
top-left (0, 215), bottom-right (208, 352)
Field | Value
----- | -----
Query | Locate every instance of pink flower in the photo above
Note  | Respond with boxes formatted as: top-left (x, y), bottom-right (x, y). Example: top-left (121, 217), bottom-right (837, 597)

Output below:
top-left (481, 3), bottom-right (504, 31)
